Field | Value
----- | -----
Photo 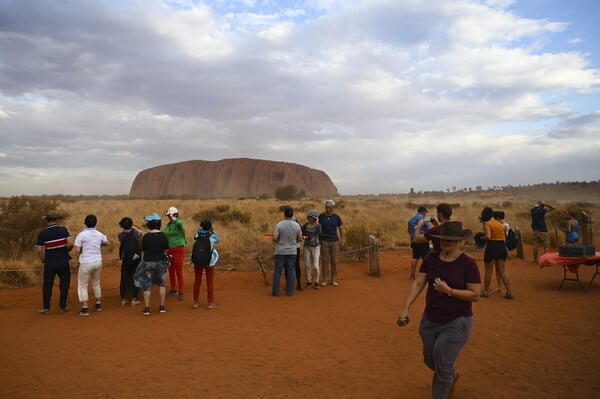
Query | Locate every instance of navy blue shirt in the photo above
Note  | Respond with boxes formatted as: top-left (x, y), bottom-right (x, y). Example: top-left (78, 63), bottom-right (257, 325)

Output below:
top-left (35, 224), bottom-right (72, 269)
top-left (531, 206), bottom-right (548, 232)
top-left (318, 212), bottom-right (343, 242)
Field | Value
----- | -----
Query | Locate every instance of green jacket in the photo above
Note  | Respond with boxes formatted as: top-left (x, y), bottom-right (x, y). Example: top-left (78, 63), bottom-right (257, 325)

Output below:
top-left (164, 218), bottom-right (187, 247)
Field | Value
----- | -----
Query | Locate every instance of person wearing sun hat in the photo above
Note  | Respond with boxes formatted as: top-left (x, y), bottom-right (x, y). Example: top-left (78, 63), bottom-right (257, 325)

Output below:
top-left (133, 212), bottom-right (170, 316)
top-left (35, 210), bottom-right (73, 314)
top-left (164, 206), bottom-right (187, 300)
top-left (302, 210), bottom-right (322, 289)
top-left (397, 221), bottom-right (481, 399)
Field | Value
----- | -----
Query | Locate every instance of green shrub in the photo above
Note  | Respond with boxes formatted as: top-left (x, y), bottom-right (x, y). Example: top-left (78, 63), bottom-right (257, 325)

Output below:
top-left (0, 196), bottom-right (62, 261)
top-left (274, 185), bottom-right (305, 200)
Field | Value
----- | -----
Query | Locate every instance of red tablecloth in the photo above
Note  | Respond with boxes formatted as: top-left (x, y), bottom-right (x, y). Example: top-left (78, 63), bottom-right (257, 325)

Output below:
top-left (539, 252), bottom-right (600, 272)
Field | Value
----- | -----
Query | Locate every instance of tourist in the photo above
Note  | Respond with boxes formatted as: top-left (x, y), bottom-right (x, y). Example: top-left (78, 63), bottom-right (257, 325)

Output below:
top-left (117, 217), bottom-right (142, 306)
top-left (191, 219), bottom-right (221, 309)
top-left (35, 211), bottom-right (73, 315)
top-left (562, 210), bottom-right (580, 244)
top-left (134, 213), bottom-right (170, 316)
top-left (272, 207), bottom-right (303, 296)
top-left (164, 206), bottom-right (186, 300)
top-left (74, 215), bottom-right (110, 316)
top-left (407, 206), bottom-right (432, 280)
top-left (302, 210), bottom-right (322, 289)
top-left (492, 211), bottom-right (509, 293)
top-left (479, 207), bottom-right (514, 300)
top-left (413, 203), bottom-right (452, 252)
top-left (397, 221), bottom-right (480, 399)
top-left (318, 199), bottom-right (344, 286)
top-left (530, 201), bottom-right (555, 263)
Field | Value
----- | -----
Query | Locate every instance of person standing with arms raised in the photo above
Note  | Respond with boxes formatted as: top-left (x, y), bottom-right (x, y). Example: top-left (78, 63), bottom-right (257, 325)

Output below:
top-left (164, 206), bottom-right (186, 300)
top-left (530, 201), bottom-right (555, 264)
top-left (318, 199), bottom-right (344, 287)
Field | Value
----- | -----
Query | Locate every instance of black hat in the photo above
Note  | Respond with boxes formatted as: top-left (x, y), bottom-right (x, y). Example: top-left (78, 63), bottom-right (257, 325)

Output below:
top-left (430, 221), bottom-right (473, 241)
top-left (474, 232), bottom-right (486, 248)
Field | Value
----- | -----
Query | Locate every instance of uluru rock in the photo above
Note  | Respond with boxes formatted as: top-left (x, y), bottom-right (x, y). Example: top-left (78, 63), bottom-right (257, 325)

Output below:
top-left (129, 158), bottom-right (338, 198)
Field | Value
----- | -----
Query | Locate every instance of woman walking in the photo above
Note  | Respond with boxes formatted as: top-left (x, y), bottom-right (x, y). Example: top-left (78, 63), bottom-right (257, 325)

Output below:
top-left (397, 221), bottom-right (481, 399)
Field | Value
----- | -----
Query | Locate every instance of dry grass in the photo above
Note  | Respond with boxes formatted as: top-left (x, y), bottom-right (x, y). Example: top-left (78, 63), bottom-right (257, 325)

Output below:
top-left (1, 189), bottom-right (599, 285)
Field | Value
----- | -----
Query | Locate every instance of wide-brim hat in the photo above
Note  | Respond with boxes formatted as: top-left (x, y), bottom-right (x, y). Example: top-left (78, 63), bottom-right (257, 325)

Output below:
top-left (430, 221), bottom-right (472, 241)
top-left (474, 232), bottom-right (486, 248)
top-left (42, 210), bottom-right (63, 220)
top-left (307, 210), bottom-right (319, 220)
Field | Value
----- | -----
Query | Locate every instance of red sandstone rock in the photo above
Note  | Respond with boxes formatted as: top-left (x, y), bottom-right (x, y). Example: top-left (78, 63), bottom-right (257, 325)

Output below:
top-left (129, 158), bottom-right (338, 198)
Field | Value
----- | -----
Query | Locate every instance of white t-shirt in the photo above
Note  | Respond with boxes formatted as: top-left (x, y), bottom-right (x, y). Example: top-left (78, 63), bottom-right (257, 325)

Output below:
top-left (274, 219), bottom-right (302, 255)
top-left (75, 228), bottom-right (108, 264)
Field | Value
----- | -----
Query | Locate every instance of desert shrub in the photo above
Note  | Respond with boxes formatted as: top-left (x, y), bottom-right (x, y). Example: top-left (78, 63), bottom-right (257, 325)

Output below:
top-left (344, 224), bottom-right (370, 262)
top-left (0, 196), bottom-right (62, 261)
top-left (274, 185), bottom-right (305, 200)
top-left (502, 201), bottom-right (513, 208)
top-left (216, 204), bottom-right (230, 213)
top-left (230, 209), bottom-right (251, 224)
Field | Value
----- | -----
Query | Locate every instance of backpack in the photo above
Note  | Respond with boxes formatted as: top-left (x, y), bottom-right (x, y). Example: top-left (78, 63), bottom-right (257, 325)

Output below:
top-left (120, 231), bottom-right (141, 262)
top-left (505, 229), bottom-right (518, 251)
top-left (191, 232), bottom-right (213, 266)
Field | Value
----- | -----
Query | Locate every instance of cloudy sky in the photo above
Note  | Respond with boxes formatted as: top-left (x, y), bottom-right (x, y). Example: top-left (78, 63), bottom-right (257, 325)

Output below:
top-left (1, 0), bottom-right (599, 196)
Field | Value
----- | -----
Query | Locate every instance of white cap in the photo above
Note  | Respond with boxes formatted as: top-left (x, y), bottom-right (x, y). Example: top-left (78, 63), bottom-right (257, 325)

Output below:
top-left (166, 207), bottom-right (179, 216)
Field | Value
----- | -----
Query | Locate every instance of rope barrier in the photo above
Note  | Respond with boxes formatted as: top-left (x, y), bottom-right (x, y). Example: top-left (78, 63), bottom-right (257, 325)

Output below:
top-left (0, 243), bottom-right (379, 273)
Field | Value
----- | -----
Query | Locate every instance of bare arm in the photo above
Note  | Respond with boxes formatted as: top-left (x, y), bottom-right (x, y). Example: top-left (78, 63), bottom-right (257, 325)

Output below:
top-left (484, 223), bottom-right (491, 240)
top-left (36, 246), bottom-right (45, 263)
top-left (413, 218), bottom-right (428, 244)
top-left (433, 278), bottom-right (481, 302)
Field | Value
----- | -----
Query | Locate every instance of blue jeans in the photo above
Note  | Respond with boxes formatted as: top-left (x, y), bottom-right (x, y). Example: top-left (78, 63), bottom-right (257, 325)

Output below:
top-left (272, 254), bottom-right (296, 296)
top-left (419, 314), bottom-right (473, 399)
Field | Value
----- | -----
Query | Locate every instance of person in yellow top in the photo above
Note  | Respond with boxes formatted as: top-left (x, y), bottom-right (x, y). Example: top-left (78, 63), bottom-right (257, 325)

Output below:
top-left (164, 207), bottom-right (187, 300)
top-left (479, 207), bottom-right (514, 300)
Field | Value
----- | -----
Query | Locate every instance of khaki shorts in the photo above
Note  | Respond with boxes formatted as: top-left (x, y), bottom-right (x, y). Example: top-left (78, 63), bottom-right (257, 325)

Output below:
top-left (532, 230), bottom-right (550, 248)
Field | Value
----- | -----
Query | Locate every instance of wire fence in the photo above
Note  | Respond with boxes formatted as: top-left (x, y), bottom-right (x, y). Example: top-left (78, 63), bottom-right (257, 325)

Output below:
top-left (0, 242), bottom-right (381, 288)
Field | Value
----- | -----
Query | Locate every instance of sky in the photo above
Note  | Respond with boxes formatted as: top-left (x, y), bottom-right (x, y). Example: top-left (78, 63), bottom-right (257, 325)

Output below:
top-left (0, 0), bottom-right (599, 196)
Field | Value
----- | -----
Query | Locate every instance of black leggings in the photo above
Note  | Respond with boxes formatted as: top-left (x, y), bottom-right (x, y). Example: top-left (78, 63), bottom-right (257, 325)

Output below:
top-left (120, 261), bottom-right (140, 300)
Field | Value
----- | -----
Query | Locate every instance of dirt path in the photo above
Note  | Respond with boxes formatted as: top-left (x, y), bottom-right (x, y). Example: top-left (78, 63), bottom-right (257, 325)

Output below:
top-left (1, 246), bottom-right (599, 399)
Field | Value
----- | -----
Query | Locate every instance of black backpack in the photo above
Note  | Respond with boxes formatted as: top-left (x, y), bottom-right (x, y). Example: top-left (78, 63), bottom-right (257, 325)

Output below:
top-left (120, 231), bottom-right (141, 262)
top-left (191, 232), bottom-right (213, 266)
top-left (505, 229), bottom-right (518, 251)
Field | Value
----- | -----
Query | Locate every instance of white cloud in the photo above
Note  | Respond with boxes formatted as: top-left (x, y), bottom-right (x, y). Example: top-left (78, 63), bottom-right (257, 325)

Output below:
top-left (0, 0), bottom-right (598, 196)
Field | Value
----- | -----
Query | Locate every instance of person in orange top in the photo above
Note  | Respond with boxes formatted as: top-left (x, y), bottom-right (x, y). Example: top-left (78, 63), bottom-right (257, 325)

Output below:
top-left (479, 207), bottom-right (514, 300)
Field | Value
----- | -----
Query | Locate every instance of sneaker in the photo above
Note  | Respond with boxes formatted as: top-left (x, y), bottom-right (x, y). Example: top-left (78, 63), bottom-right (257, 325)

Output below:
top-left (320, 282), bottom-right (327, 287)
top-left (131, 299), bottom-right (141, 306)
top-left (38, 308), bottom-right (50, 315)
top-left (77, 308), bottom-right (89, 316)
top-left (208, 302), bottom-right (218, 310)
top-left (166, 289), bottom-right (178, 297)
top-left (142, 307), bottom-right (150, 316)
top-left (178, 293), bottom-right (184, 301)
top-left (159, 305), bottom-right (166, 313)
top-left (306, 281), bottom-right (312, 288)
top-left (192, 302), bottom-right (200, 309)
top-left (409, 274), bottom-right (416, 280)
top-left (59, 306), bottom-right (70, 314)
top-left (296, 285), bottom-right (304, 291)
top-left (504, 291), bottom-right (514, 300)
top-left (480, 291), bottom-right (489, 298)
top-left (121, 299), bottom-right (129, 306)
top-left (94, 303), bottom-right (103, 312)
top-left (314, 283), bottom-right (320, 290)
top-left (332, 281), bottom-right (339, 287)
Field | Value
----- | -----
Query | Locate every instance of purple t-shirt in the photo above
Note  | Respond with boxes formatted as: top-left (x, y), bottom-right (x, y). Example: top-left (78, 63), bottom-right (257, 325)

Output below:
top-left (419, 252), bottom-right (481, 324)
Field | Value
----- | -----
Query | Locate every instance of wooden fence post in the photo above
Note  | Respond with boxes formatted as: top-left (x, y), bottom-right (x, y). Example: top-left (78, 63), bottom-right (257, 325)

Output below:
top-left (368, 235), bottom-right (380, 276)
top-left (581, 211), bottom-right (594, 246)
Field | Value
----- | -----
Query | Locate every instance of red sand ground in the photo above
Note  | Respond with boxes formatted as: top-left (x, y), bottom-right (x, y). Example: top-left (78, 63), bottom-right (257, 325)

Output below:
top-left (1, 245), bottom-right (599, 399)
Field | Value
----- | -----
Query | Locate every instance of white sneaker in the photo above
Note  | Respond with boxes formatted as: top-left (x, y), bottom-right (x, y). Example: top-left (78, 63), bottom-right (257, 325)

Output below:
top-left (332, 281), bottom-right (339, 287)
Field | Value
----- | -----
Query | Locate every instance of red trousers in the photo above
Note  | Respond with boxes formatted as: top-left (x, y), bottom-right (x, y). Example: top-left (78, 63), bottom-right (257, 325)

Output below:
top-left (167, 246), bottom-right (185, 293)
top-left (193, 265), bottom-right (215, 303)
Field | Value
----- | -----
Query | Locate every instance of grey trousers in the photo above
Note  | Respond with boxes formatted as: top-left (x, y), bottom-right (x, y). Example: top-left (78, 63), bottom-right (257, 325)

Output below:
top-left (320, 240), bottom-right (339, 283)
top-left (419, 314), bottom-right (473, 399)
